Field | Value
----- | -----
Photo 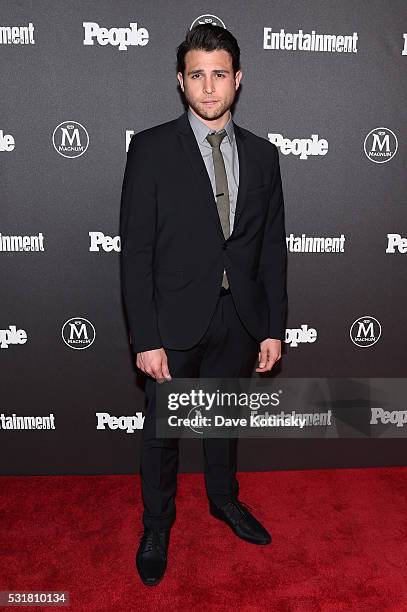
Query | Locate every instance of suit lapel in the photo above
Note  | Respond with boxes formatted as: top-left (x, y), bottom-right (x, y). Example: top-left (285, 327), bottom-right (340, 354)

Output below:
top-left (176, 110), bottom-right (248, 239)
top-left (232, 121), bottom-right (248, 232)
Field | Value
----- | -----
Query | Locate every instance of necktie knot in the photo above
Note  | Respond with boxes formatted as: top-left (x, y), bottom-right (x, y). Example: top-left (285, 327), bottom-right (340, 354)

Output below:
top-left (206, 130), bottom-right (226, 149)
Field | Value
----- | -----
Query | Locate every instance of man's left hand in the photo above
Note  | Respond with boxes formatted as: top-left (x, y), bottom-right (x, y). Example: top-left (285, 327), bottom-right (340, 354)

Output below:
top-left (255, 338), bottom-right (282, 373)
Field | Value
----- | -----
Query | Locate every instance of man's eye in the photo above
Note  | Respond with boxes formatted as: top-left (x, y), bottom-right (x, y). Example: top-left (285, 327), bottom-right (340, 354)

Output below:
top-left (190, 73), bottom-right (225, 79)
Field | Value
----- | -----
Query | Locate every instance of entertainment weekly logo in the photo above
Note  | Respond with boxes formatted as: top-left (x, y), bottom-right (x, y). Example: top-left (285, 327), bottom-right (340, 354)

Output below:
top-left (268, 133), bottom-right (328, 159)
top-left (287, 233), bottom-right (345, 253)
top-left (83, 22), bottom-right (149, 50)
top-left (0, 129), bottom-right (15, 151)
top-left (263, 28), bottom-right (358, 53)
top-left (0, 23), bottom-right (35, 45)
top-left (0, 413), bottom-right (55, 430)
top-left (0, 232), bottom-right (45, 252)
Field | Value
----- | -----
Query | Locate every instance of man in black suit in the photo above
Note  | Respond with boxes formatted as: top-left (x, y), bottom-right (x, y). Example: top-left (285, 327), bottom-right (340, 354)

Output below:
top-left (119, 23), bottom-right (288, 586)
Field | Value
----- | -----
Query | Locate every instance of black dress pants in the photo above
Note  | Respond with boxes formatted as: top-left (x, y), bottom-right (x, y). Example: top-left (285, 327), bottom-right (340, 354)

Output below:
top-left (140, 288), bottom-right (260, 530)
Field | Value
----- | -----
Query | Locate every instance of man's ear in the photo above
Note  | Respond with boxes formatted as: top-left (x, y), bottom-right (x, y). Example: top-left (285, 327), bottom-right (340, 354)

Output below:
top-left (235, 69), bottom-right (242, 91)
top-left (177, 72), bottom-right (184, 92)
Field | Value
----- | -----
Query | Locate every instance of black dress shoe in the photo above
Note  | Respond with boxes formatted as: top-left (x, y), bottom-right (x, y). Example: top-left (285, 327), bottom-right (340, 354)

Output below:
top-left (135, 526), bottom-right (171, 586)
top-left (209, 498), bottom-right (272, 545)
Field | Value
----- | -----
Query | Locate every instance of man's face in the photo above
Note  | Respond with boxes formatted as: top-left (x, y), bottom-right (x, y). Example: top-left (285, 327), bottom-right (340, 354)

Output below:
top-left (177, 48), bottom-right (242, 122)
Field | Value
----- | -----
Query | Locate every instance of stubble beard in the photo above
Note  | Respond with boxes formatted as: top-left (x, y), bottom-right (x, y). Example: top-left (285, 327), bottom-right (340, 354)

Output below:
top-left (185, 89), bottom-right (235, 123)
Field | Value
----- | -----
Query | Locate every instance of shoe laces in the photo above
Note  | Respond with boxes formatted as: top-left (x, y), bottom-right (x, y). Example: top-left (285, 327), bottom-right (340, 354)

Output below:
top-left (138, 527), bottom-right (166, 554)
top-left (223, 498), bottom-right (255, 516)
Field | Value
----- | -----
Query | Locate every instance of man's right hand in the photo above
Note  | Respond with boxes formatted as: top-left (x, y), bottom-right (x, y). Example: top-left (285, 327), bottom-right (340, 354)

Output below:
top-left (136, 348), bottom-right (172, 384)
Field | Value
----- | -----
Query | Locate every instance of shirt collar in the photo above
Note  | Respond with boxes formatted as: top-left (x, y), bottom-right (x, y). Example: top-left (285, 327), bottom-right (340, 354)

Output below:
top-left (187, 106), bottom-right (234, 146)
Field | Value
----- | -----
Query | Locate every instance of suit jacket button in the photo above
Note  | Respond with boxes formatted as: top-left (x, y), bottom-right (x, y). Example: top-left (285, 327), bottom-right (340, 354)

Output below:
top-left (222, 243), bottom-right (227, 250)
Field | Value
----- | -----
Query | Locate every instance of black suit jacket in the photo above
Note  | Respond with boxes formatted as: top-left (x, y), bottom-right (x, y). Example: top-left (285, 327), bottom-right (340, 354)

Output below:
top-left (119, 110), bottom-right (288, 355)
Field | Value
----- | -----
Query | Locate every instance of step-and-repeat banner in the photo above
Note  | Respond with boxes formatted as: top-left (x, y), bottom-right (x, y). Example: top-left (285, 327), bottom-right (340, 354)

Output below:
top-left (1, 2), bottom-right (406, 474)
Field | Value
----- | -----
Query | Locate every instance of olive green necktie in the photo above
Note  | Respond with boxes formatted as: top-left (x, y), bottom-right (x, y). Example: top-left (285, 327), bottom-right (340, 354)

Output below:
top-left (206, 130), bottom-right (230, 289)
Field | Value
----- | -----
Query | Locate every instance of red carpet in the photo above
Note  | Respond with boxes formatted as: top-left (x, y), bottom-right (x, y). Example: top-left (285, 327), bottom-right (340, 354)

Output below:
top-left (1, 468), bottom-right (407, 611)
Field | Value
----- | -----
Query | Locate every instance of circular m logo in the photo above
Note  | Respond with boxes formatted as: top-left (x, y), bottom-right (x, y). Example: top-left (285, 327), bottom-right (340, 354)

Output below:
top-left (62, 317), bottom-right (96, 350)
top-left (190, 15), bottom-right (226, 29)
top-left (364, 127), bottom-right (398, 163)
top-left (53, 121), bottom-right (89, 158)
top-left (350, 316), bottom-right (381, 347)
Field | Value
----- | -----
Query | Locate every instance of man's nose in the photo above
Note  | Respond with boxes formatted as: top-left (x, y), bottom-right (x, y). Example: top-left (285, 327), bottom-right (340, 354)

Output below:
top-left (203, 77), bottom-right (214, 93)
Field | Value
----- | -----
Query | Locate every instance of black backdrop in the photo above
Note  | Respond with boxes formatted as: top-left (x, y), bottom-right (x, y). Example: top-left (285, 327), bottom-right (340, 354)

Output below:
top-left (1, 1), bottom-right (406, 475)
